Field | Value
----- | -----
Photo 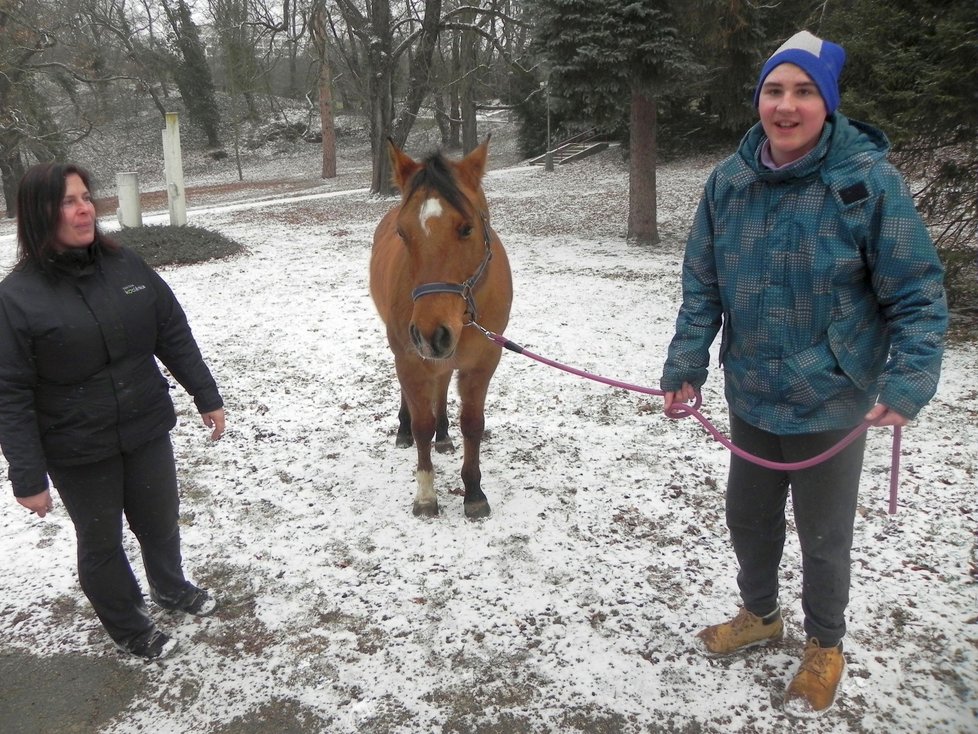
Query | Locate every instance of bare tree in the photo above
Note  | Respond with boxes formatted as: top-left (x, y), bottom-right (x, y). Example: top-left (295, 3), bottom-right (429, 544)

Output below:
top-left (209, 0), bottom-right (262, 120)
top-left (246, 0), bottom-right (313, 97)
top-left (438, 1), bottom-right (528, 153)
top-left (321, 0), bottom-right (525, 193)
top-left (389, 0), bottom-right (441, 148)
top-left (331, 0), bottom-right (394, 193)
top-left (309, 0), bottom-right (337, 178)
top-left (456, 3), bottom-right (478, 151)
top-left (0, 0), bottom-right (110, 215)
top-left (84, 0), bottom-right (171, 118)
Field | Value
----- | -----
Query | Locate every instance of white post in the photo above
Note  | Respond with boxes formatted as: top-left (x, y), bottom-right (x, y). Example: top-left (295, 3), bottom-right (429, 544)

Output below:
top-left (162, 112), bottom-right (187, 226)
top-left (116, 172), bottom-right (142, 228)
top-left (545, 79), bottom-right (554, 173)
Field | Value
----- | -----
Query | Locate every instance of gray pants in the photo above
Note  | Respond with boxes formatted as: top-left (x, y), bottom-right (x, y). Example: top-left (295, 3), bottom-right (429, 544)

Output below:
top-left (726, 412), bottom-right (866, 647)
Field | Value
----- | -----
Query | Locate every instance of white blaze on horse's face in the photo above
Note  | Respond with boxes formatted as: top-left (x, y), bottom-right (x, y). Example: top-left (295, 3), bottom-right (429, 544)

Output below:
top-left (419, 197), bottom-right (443, 235)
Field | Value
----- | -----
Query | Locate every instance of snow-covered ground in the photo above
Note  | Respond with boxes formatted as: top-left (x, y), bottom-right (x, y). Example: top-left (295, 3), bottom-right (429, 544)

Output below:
top-left (0, 144), bottom-right (975, 734)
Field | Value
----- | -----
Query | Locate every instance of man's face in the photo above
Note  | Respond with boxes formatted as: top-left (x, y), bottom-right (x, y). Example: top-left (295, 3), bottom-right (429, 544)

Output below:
top-left (758, 63), bottom-right (828, 166)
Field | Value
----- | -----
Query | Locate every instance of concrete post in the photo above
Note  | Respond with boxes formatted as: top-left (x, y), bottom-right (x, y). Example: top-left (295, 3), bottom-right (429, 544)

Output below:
top-left (116, 172), bottom-right (142, 228)
top-left (545, 81), bottom-right (554, 173)
top-left (162, 112), bottom-right (187, 226)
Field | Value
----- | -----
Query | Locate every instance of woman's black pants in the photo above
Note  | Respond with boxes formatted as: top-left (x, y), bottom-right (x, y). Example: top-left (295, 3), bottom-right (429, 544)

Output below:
top-left (48, 434), bottom-right (189, 647)
top-left (727, 412), bottom-right (866, 647)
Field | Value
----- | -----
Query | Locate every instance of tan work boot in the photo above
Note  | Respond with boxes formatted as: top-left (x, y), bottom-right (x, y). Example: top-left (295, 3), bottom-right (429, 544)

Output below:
top-left (783, 638), bottom-right (846, 718)
top-left (694, 605), bottom-right (784, 656)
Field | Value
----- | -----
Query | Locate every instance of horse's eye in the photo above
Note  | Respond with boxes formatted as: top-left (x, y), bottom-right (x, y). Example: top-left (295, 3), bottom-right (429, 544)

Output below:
top-left (459, 224), bottom-right (473, 239)
top-left (396, 228), bottom-right (407, 241)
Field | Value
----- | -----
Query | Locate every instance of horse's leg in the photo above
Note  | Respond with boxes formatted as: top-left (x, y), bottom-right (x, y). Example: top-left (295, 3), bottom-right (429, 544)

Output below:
top-left (455, 367), bottom-right (496, 520)
top-left (410, 407), bottom-right (438, 517)
top-left (396, 392), bottom-right (413, 448)
top-left (434, 371), bottom-right (454, 454)
top-left (396, 360), bottom-right (439, 517)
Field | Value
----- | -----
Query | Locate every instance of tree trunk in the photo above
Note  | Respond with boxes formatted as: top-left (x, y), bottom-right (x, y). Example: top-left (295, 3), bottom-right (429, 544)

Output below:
top-left (391, 0), bottom-right (442, 148)
top-left (368, 0), bottom-right (394, 195)
top-left (288, 23), bottom-right (300, 98)
top-left (448, 31), bottom-right (461, 149)
top-left (433, 94), bottom-right (451, 147)
top-left (0, 149), bottom-right (26, 219)
top-left (627, 84), bottom-right (659, 245)
top-left (310, 2), bottom-right (337, 179)
top-left (459, 11), bottom-right (479, 153)
top-left (319, 58), bottom-right (337, 179)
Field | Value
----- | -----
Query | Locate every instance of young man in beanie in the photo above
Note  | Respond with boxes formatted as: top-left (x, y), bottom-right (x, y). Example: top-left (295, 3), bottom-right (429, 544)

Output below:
top-left (660, 30), bottom-right (947, 717)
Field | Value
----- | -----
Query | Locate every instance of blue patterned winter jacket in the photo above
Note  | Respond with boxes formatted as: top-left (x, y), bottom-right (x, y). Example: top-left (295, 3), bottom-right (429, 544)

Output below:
top-left (660, 114), bottom-right (947, 434)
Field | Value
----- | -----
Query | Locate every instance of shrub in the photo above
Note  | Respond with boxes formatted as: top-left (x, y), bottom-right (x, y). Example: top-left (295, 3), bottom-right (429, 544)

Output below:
top-left (942, 246), bottom-right (978, 314)
top-left (112, 224), bottom-right (245, 268)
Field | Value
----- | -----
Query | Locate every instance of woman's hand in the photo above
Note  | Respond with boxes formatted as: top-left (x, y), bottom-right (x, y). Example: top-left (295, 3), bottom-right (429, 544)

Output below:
top-left (17, 489), bottom-right (53, 518)
top-left (865, 403), bottom-right (909, 428)
top-left (202, 408), bottom-right (226, 441)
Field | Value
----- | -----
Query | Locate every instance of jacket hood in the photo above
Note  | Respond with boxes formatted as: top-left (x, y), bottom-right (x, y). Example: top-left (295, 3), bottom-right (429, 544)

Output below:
top-left (736, 113), bottom-right (890, 182)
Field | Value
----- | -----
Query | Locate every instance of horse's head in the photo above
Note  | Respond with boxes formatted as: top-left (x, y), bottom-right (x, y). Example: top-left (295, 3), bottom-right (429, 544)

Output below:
top-left (389, 137), bottom-right (493, 361)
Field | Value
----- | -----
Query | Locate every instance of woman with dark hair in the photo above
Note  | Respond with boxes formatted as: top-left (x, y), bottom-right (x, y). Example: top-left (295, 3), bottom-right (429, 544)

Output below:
top-left (0, 162), bottom-right (226, 661)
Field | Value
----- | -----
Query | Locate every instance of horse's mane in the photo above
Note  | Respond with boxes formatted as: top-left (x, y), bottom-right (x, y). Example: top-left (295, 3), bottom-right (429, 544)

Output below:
top-left (405, 152), bottom-right (472, 217)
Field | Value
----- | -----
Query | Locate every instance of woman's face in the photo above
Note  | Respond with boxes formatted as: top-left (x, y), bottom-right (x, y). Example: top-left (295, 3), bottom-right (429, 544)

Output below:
top-left (758, 63), bottom-right (828, 166)
top-left (55, 173), bottom-right (96, 250)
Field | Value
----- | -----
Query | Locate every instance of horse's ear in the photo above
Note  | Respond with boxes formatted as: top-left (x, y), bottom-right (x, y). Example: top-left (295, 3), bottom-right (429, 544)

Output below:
top-left (388, 138), bottom-right (421, 190)
top-left (456, 135), bottom-right (491, 190)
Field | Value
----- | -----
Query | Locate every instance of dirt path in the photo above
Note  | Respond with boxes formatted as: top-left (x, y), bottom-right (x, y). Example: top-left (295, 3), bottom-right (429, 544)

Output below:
top-left (0, 652), bottom-right (144, 734)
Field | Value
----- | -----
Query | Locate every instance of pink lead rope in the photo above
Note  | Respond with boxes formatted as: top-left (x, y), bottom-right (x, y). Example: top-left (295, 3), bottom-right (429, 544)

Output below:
top-left (471, 323), bottom-right (902, 514)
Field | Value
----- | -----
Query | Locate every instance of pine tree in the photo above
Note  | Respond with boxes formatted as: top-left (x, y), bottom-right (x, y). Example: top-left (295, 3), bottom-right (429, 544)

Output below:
top-left (527, 0), bottom-right (698, 245)
top-left (822, 0), bottom-right (977, 306)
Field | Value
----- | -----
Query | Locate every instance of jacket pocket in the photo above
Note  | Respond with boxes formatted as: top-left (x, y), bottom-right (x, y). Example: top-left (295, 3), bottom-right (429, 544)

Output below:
top-left (826, 321), bottom-right (875, 390)
top-left (782, 340), bottom-right (857, 416)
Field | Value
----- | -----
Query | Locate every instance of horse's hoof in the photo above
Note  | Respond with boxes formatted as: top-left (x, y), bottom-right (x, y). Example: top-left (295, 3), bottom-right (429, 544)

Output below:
top-left (434, 438), bottom-right (455, 454)
top-left (412, 501), bottom-right (439, 518)
top-left (396, 434), bottom-right (413, 448)
top-left (463, 500), bottom-right (491, 520)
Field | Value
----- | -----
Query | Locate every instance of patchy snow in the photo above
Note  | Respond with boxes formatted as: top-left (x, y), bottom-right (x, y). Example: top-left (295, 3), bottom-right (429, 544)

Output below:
top-left (0, 146), bottom-right (975, 734)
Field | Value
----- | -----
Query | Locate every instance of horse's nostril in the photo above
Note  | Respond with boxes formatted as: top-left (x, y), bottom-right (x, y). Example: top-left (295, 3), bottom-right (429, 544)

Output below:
top-left (409, 324), bottom-right (423, 351)
top-left (431, 326), bottom-right (454, 357)
top-left (410, 323), bottom-right (455, 358)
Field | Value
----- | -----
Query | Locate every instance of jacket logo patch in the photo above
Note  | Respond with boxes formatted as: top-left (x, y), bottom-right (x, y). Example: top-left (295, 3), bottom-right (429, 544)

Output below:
top-left (123, 284), bottom-right (147, 295)
top-left (839, 182), bottom-right (869, 205)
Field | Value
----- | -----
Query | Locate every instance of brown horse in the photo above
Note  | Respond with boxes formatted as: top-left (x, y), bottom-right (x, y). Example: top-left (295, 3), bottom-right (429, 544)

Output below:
top-left (370, 137), bottom-right (512, 519)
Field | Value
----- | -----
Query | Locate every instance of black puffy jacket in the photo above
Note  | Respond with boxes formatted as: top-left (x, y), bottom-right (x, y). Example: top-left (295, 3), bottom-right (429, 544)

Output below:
top-left (0, 242), bottom-right (223, 497)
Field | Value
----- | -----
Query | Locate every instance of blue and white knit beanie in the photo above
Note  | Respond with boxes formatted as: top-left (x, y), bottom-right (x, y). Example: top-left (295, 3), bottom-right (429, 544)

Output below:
top-left (753, 30), bottom-right (846, 114)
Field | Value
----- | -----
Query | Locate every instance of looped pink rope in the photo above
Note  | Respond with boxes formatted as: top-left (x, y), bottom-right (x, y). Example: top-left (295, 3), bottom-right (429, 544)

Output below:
top-left (471, 323), bottom-right (902, 513)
